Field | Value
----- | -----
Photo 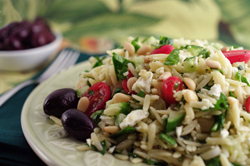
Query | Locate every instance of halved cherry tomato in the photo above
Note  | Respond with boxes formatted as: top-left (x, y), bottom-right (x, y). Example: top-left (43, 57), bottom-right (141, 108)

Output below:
top-left (162, 76), bottom-right (185, 106)
top-left (150, 44), bottom-right (175, 55)
top-left (83, 82), bottom-right (110, 116)
top-left (122, 78), bottom-right (130, 94)
top-left (127, 70), bottom-right (133, 78)
top-left (245, 96), bottom-right (250, 113)
top-left (222, 50), bottom-right (250, 64)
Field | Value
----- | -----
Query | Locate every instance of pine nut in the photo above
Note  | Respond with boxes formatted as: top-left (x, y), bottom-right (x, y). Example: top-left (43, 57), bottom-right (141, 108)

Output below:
top-left (228, 96), bottom-right (239, 107)
top-left (137, 45), bottom-right (151, 55)
top-left (127, 77), bottom-right (137, 92)
top-left (112, 93), bottom-right (130, 103)
top-left (183, 77), bottom-right (196, 91)
top-left (206, 60), bottom-right (221, 69)
top-left (221, 47), bottom-right (228, 52)
top-left (103, 126), bottom-right (120, 134)
top-left (123, 42), bottom-right (135, 56)
top-left (77, 97), bottom-right (90, 112)
top-left (159, 72), bottom-right (172, 82)
top-left (183, 90), bottom-right (198, 103)
top-left (144, 56), bottom-right (150, 63)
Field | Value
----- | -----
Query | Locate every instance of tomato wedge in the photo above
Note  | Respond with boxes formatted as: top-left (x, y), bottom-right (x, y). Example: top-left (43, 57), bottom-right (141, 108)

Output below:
top-left (222, 50), bottom-right (250, 64)
top-left (245, 96), bottom-right (250, 113)
top-left (83, 82), bottom-right (110, 116)
top-left (150, 44), bottom-right (175, 55)
top-left (162, 76), bottom-right (185, 106)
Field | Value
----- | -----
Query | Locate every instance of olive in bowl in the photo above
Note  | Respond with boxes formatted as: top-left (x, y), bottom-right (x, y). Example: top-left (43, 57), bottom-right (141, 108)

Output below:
top-left (43, 88), bottom-right (79, 118)
top-left (0, 17), bottom-right (62, 71)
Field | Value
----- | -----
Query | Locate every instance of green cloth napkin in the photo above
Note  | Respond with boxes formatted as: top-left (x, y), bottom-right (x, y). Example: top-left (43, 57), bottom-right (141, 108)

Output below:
top-left (0, 49), bottom-right (101, 166)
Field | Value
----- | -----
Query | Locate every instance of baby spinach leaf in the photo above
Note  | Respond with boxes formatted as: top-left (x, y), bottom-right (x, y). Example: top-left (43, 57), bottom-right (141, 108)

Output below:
top-left (164, 49), bottom-right (179, 66)
top-left (235, 71), bottom-right (250, 86)
top-left (112, 53), bottom-right (135, 80)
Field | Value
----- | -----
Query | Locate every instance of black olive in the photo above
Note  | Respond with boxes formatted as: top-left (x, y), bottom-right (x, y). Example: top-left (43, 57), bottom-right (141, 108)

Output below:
top-left (61, 109), bottom-right (94, 141)
top-left (43, 88), bottom-right (79, 118)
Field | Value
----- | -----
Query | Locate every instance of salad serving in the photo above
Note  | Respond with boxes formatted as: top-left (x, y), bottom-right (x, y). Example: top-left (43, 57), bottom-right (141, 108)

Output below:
top-left (43, 36), bottom-right (250, 166)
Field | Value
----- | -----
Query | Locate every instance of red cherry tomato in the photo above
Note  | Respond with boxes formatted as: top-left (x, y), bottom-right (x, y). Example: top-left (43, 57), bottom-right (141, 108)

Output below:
top-left (222, 50), bottom-right (250, 64)
top-left (245, 96), bottom-right (250, 113)
top-left (83, 82), bottom-right (111, 116)
top-left (150, 44), bottom-right (175, 55)
top-left (162, 76), bottom-right (185, 106)
top-left (127, 70), bottom-right (133, 78)
top-left (122, 78), bottom-right (130, 94)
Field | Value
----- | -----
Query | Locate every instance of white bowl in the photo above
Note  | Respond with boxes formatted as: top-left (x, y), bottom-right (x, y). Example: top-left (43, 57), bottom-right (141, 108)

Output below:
top-left (0, 32), bottom-right (63, 71)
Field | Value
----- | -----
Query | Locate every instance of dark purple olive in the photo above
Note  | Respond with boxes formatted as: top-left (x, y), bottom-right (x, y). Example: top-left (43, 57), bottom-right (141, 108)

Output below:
top-left (43, 88), bottom-right (79, 118)
top-left (61, 109), bottom-right (94, 141)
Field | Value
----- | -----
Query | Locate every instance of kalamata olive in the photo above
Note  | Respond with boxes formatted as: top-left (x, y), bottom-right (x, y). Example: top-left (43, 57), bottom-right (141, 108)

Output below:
top-left (61, 109), bottom-right (94, 141)
top-left (43, 88), bottom-right (79, 118)
top-left (0, 17), bottom-right (55, 50)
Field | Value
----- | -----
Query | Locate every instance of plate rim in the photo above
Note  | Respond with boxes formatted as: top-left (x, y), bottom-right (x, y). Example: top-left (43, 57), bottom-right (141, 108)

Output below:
top-left (21, 61), bottom-right (91, 166)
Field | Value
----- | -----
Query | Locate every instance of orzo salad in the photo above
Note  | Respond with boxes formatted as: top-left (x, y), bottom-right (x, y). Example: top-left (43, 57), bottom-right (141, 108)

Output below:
top-left (43, 36), bottom-right (250, 166)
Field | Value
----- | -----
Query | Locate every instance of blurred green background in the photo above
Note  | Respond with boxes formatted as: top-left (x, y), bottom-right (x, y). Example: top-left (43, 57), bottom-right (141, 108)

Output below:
top-left (1, 0), bottom-right (250, 49)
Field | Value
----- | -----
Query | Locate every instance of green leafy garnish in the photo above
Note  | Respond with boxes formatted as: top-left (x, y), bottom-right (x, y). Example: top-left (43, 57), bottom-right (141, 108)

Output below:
top-left (204, 156), bottom-right (221, 166)
top-left (90, 110), bottom-right (103, 125)
top-left (164, 49), bottom-right (179, 66)
top-left (87, 80), bottom-right (92, 87)
top-left (174, 82), bottom-right (179, 90)
top-left (158, 133), bottom-right (176, 146)
top-left (87, 90), bottom-right (95, 96)
top-left (91, 140), bottom-right (107, 155)
top-left (214, 93), bottom-right (229, 110)
top-left (229, 91), bottom-right (236, 98)
top-left (137, 90), bottom-right (145, 97)
top-left (92, 56), bottom-right (106, 68)
top-left (157, 36), bottom-right (173, 48)
top-left (235, 71), bottom-right (250, 86)
top-left (232, 162), bottom-right (245, 166)
top-left (131, 37), bottom-right (140, 52)
top-left (212, 68), bottom-right (224, 74)
top-left (110, 126), bottom-right (136, 138)
top-left (112, 53), bottom-right (135, 80)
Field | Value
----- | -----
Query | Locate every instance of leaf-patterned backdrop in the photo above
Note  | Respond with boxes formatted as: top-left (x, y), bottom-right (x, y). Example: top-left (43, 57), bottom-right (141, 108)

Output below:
top-left (2, 0), bottom-right (250, 48)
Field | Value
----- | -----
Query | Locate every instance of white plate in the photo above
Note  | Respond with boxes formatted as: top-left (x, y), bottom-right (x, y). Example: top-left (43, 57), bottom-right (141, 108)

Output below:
top-left (21, 61), bottom-right (147, 166)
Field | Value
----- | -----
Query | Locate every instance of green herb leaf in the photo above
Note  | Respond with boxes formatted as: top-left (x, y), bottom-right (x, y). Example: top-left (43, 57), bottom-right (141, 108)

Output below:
top-left (137, 90), bottom-right (145, 97)
top-left (110, 125), bottom-right (136, 138)
top-left (90, 110), bottom-right (104, 125)
top-left (87, 90), bottom-right (95, 96)
top-left (232, 162), bottom-right (245, 166)
top-left (92, 56), bottom-right (106, 68)
top-left (174, 82), bottom-right (179, 90)
top-left (214, 93), bottom-right (229, 110)
top-left (229, 91), bottom-right (236, 98)
top-left (235, 71), bottom-right (250, 87)
top-left (204, 156), bottom-right (221, 166)
top-left (212, 68), bottom-right (224, 74)
top-left (157, 36), bottom-right (173, 48)
top-left (164, 49), bottom-right (179, 66)
top-left (91, 140), bottom-right (107, 155)
top-left (158, 133), bottom-right (176, 146)
top-left (131, 37), bottom-right (140, 52)
top-left (112, 53), bottom-right (135, 80)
